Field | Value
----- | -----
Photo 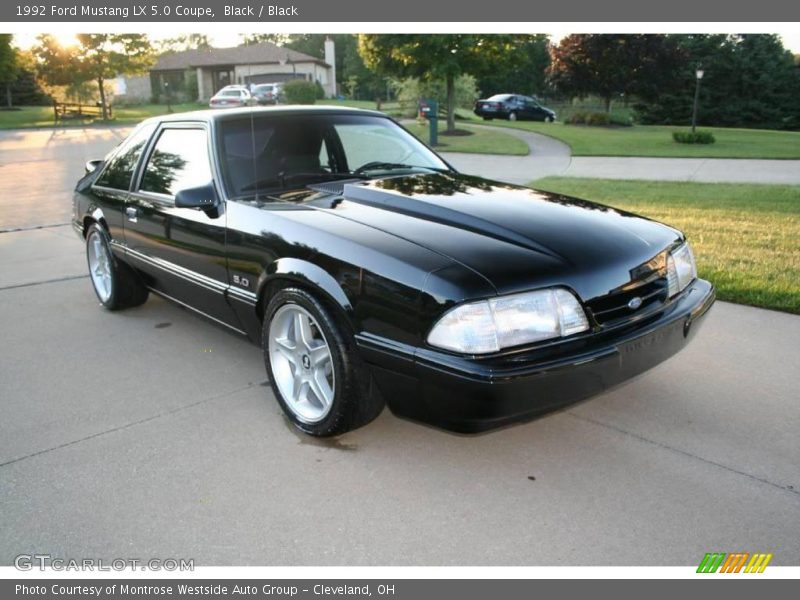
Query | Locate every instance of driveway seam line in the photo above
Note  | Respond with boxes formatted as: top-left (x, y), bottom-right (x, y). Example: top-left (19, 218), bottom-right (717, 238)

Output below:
top-left (0, 274), bottom-right (89, 292)
top-left (566, 412), bottom-right (798, 497)
top-left (0, 383), bottom-right (258, 469)
top-left (0, 222), bottom-right (71, 234)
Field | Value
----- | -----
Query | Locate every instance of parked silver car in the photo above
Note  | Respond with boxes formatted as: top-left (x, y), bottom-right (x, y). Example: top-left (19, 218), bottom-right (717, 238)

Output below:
top-left (252, 83), bottom-right (284, 105)
top-left (209, 88), bottom-right (252, 108)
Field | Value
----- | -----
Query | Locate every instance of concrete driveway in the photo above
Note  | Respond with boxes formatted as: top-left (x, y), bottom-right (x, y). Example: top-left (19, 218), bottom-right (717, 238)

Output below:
top-left (1, 126), bottom-right (798, 566)
top-left (0, 126), bottom-right (129, 231)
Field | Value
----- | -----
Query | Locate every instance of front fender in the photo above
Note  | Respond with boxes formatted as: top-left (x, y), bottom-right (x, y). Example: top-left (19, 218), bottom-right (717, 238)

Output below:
top-left (259, 257), bottom-right (354, 315)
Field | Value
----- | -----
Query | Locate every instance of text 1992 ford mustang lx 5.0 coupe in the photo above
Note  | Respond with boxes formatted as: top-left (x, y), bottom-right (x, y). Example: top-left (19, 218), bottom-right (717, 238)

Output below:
top-left (73, 107), bottom-right (714, 436)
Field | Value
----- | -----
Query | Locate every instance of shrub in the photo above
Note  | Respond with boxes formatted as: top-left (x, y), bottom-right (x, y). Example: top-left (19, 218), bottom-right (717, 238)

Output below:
top-left (283, 80), bottom-right (318, 105)
top-left (585, 112), bottom-right (611, 126)
top-left (564, 112), bottom-right (586, 124)
top-left (672, 130), bottom-right (716, 144)
top-left (565, 111), bottom-right (615, 126)
top-left (609, 112), bottom-right (634, 127)
top-left (314, 80), bottom-right (326, 100)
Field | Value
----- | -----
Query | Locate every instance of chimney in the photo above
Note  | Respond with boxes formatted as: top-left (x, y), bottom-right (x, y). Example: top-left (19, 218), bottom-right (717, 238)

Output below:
top-left (324, 36), bottom-right (336, 98)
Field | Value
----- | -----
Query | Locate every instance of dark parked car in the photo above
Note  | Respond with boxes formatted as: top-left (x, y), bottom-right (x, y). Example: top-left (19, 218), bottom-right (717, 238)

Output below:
top-left (474, 94), bottom-right (556, 122)
top-left (73, 106), bottom-right (714, 436)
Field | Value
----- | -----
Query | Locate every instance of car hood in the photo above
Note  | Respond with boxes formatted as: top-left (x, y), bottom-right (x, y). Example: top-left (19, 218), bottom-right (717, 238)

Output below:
top-left (319, 172), bottom-right (682, 302)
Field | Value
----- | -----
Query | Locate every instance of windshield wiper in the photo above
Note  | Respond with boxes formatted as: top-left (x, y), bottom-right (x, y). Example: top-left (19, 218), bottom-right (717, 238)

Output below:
top-left (241, 171), bottom-right (367, 192)
top-left (352, 162), bottom-right (443, 175)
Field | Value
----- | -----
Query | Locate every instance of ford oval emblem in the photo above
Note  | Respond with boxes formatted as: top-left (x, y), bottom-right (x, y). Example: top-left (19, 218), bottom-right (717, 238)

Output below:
top-left (628, 296), bottom-right (643, 310)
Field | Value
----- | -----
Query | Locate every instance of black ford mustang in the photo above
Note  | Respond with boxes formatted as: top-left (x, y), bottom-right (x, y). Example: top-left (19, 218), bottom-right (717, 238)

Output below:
top-left (73, 107), bottom-right (714, 436)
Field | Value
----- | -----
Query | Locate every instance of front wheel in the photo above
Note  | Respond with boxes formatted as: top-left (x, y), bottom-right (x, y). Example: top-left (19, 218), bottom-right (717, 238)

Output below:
top-left (262, 287), bottom-right (384, 436)
top-left (546, 115), bottom-right (555, 123)
top-left (85, 223), bottom-right (148, 310)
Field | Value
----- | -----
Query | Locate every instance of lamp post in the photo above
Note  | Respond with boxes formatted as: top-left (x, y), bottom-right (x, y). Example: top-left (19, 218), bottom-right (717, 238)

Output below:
top-left (691, 68), bottom-right (704, 134)
top-left (164, 81), bottom-right (172, 113)
top-left (280, 53), bottom-right (297, 80)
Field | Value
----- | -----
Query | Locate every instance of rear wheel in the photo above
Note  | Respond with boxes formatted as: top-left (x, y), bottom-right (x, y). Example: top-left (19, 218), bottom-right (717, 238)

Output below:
top-left (508, 111), bottom-right (518, 121)
top-left (263, 287), bottom-right (384, 436)
top-left (85, 223), bottom-right (148, 310)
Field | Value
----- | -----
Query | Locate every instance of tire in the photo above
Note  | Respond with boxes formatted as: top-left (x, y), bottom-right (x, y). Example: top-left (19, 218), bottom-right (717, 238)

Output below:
top-left (508, 111), bottom-right (518, 122)
top-left (262, 287), bottom-right (384, 436)
top-left (85, 223), bottom-right (149, 310)
top-left (546, 115), bottom-right (555, 123)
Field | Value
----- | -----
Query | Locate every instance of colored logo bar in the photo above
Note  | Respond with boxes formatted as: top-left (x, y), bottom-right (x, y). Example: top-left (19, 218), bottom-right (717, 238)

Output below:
top-left (697, 552), bottom-right (773, 573)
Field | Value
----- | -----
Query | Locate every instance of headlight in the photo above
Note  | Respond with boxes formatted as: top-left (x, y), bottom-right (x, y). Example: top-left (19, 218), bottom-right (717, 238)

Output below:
top-left (427, 288), bottom-right (589, 354)
top-left (667, 242), bottom-right (697, 297)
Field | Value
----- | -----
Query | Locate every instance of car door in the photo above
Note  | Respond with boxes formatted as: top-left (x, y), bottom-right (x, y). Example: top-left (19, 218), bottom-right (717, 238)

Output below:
top-left (506, 96), bottom-right (522, 115)
top-left (124, 122), bottom-right (240, 330)
top-left (522, 98), bottom-right (543, 120)
top-left (90, 122), bottom-right (157, 245)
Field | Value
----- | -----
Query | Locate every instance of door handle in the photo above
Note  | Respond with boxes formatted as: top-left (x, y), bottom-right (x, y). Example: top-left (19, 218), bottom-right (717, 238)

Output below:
top-left (125, 206), bottom-right (138, 223)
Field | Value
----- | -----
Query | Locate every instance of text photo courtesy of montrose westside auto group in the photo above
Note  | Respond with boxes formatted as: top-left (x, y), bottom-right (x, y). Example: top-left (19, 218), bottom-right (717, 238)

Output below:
top-left (0, 0), bottom-right (799, 593)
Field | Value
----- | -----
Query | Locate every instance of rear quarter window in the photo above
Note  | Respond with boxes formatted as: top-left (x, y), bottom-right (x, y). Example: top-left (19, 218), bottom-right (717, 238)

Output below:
top-left (95, 123), bottom-right (156, 190)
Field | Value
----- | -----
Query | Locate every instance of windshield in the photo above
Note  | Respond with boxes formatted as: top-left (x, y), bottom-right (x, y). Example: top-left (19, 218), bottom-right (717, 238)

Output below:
top-left (218, 113), bottom-right (451, 197)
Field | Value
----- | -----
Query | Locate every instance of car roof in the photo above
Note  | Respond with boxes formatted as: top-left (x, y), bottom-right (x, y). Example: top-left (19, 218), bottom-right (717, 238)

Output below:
top-left (143, 105), bottom-right (389, 127)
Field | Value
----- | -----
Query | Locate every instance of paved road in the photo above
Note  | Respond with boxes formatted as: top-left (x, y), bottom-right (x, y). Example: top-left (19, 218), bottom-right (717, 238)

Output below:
top-left (441, 124), bottom-right (800, 185)
top-left (1, 126), bottom-right (798, 566)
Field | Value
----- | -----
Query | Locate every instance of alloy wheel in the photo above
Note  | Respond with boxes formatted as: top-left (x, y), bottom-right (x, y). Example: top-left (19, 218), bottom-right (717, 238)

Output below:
top-left (87, 232), bottom-right (113, 303)
top-left (268, 304), bottom-right (336, 423)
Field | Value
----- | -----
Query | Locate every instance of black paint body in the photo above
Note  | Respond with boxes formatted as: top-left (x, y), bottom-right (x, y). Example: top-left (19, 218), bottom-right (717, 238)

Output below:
top-left (73, 107), bottom-right (714, 432)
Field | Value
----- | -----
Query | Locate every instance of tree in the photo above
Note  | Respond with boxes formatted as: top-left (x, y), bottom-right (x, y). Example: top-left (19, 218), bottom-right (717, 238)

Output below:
top-left (0, 34), bottom-right (19, 108)
top-left (158, 34), bottom-right (212, 53)
top-left (33, 34), bottom-right (154, 119)
top-left (475, 35), bottom-right (551, 97)
top-left (634, 35), bottom-right (800, 129)
top-left (274, 34), bottom-right (385, 100)
top-left (9, 49), bottom-right (49, 106)
top-left (359, 34), bottom-right (513, 132)
top-left (548, 34), bottom-right (684, 112)
top-left (239, 33), bottom-right (289, 46)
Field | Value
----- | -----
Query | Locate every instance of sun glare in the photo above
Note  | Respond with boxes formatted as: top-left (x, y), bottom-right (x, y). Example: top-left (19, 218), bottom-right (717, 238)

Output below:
top-left (52, 33), bottom-right (79, 48)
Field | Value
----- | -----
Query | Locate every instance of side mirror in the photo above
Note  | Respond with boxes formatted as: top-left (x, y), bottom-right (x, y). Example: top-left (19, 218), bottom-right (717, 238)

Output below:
top-left (175, 182), bottom-right (218, 211)
top-left (85, 159), bottom-right (103, 174)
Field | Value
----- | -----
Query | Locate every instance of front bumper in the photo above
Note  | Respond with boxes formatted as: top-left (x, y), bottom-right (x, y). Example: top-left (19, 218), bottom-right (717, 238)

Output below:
top-left (358, 279), bottom-right (715, 433)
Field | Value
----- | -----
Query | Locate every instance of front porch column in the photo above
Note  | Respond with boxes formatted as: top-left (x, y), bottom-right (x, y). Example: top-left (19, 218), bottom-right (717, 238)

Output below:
top-left (196, 67), bottom-right (204, 101)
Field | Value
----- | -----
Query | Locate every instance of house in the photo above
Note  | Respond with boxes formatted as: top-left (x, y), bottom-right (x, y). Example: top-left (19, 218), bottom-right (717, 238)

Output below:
top-left (115, 40), bottom-right (336, 104)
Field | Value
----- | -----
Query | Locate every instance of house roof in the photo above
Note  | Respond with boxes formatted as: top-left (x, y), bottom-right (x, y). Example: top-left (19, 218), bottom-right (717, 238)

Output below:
top-left (152, 42), bottom-right (328, 71)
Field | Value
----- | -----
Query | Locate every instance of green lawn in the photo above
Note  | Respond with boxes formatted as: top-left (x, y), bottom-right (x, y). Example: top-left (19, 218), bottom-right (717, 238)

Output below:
top-left (529, 178), bottom-right (800, 314)
top-left (404, 121), bottom-right (528, 155)
top-left (478, 119), bottom-right (800, 159)
top-left (0, 103), bottom-right (204, 129)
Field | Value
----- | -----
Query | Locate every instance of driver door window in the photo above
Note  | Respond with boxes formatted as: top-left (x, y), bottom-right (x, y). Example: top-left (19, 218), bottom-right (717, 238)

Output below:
top-left (139, 128), bottom-right (212, 198)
